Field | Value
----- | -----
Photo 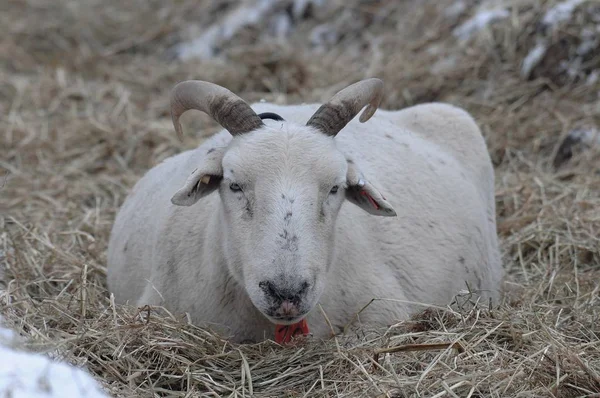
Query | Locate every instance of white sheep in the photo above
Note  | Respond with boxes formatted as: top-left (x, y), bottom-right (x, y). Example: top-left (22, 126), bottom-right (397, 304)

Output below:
top-left (107, 78), bottom-right (504, 343)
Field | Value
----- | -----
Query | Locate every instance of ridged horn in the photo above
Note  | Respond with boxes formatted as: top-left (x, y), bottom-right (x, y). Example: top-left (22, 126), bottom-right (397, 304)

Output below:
top-left (306, 78), bottom-right (384, 136)
top-left (170, 80), bottom-right (264, 139)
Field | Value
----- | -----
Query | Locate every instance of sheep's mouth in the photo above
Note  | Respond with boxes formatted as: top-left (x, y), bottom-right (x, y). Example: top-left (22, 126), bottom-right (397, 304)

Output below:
top-left (262, 297), bottom-right (310, 325)
top-left (265, 313), bottom-right (307, 325)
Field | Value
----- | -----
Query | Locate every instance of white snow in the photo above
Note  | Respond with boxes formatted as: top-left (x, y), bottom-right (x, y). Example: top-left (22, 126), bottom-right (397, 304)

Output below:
top-left (586, 70), bottom-right (599, 85)
top-left (271, 13), bottom-right (293, 38)
top-left (0, 319), bottom-right (109, 398)
top-left (0, 324), bottom-right (15, 342)
top-left (174, 0), bottom-right (283, 61)
top-left (567, 127), bottom-right (600, 146)
top-left (542, 0), bottom-right (586, 26)
top-left (577, 26), bottom-right (599, 56)
top-left (173, 0), bottom-right (327, 60)
top-left (430, 56), bottom-right (458, 75)
top-left (174, 26), bottom-right (219, 61)
top-left (521, 41), bottom-right (548, 79)
top-left (445, 1), bottom-right (467, 19)
top-left (453, 8), bottom-right (510, 41)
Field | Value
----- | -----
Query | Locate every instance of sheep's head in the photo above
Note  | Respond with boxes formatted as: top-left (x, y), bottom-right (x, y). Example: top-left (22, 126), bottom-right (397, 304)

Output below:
top-left (169, 79), bottom-right (396, 328)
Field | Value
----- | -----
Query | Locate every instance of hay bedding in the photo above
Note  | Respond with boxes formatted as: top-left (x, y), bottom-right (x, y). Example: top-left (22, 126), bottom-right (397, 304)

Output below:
top-left (1, 0), bottom-right (600, 396)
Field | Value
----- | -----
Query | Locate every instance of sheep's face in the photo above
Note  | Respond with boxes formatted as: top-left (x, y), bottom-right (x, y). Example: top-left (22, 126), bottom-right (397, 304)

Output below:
top-left (167, 78), bottom-right (395, 325)
top-left (171, 120), bottom-right (396, 325)
top-left (219, 123), bottom-right (348, 324)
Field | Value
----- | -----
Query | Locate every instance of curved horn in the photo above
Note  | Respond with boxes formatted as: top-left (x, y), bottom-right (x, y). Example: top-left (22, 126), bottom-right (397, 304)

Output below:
top-left (306, 78), bottom-right (384, 136)
top-left (170, 80), bottom-right (264, 139)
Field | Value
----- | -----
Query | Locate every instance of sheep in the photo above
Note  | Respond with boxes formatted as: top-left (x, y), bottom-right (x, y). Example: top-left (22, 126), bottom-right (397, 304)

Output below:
top-left (107, 78), bottom-right (504, 343)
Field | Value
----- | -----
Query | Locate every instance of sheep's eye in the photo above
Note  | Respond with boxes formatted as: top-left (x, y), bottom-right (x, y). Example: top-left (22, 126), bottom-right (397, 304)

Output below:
top-left (230, 183), bottom-right (242, 192)
top-left (330, 185), bottom-right (339, 194)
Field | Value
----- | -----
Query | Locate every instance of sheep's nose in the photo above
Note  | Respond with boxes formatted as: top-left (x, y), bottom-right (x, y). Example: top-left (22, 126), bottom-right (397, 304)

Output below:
top-left (280, 300), bottom-right (297, 315)
top-left (258, 280), bottom-right (310, 304)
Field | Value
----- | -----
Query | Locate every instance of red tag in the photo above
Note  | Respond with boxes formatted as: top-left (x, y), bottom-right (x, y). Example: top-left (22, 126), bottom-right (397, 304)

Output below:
top-left (275, 319), bottom-right (309, 344)
top-left (360, 190), bottom-right (380, 210)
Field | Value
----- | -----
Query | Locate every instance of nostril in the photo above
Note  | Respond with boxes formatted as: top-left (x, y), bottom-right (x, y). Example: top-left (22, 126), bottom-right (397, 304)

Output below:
top-left (298, 281), bottom-right (310, 296)
top-left (259, 281), bottom-right (278, 298)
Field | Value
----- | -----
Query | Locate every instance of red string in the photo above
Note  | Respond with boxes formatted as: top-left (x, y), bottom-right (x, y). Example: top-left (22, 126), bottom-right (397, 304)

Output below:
top-left (275, 319), bottom-right (309, 344)
top-left (360, 190), bottom-right (380, 210)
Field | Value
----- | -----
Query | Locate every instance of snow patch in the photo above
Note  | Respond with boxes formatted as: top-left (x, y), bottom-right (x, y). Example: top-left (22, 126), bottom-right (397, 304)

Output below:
top-left (272, 13), bottom-right (293, 38)
top-left (445, 1), bottom-right (467, 19)
top-left (0, 325), bottom-right (16, 344)
top-left (453, 8), bottom-right (510, 41)
top-left (568, 127), bottom-right (600, 146)
top-left (0, 318), bottom-right (109, 398)
top-left (431, 56), bottom-right (459, 75)
top-left (586, 70), bottom-right (599, 85)
top-left (174, 0), bottom-right (284, 61)
top-left (521, 42), bottom-right (548, 79)
top-left (577, 26), bottom-right (599, 56)
top-left (542, 0), bottom-right (586, 27)
top-left (173, 0), bottom-right (326, 60)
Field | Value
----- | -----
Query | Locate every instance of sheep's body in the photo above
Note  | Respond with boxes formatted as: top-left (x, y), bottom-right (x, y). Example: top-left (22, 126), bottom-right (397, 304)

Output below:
top-left (107, 101), bottom-right (503, 342)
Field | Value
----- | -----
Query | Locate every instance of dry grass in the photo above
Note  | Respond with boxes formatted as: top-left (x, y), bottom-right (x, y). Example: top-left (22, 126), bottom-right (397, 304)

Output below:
top-left (1, 0), bottom-right (600, 396)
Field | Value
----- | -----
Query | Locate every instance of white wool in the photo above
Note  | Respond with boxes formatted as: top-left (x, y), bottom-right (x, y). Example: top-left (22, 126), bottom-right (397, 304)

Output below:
top-left (106, 81), bottom-right (504, 343)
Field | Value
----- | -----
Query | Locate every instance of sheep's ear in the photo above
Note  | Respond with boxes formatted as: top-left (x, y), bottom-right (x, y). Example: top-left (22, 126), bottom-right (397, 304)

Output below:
top-left (171, 148), bottom-right (225, 206)
top-left (345, 159), bottom-right (396, 217)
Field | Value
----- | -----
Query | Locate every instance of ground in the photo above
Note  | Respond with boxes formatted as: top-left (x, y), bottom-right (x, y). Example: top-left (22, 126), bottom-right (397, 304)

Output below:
top-left (1, 0), bottom-right (599, 397)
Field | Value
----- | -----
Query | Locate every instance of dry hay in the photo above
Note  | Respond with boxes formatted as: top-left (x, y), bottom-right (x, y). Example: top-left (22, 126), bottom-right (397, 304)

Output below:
top-left (1, 0), bottom-right (600, 396)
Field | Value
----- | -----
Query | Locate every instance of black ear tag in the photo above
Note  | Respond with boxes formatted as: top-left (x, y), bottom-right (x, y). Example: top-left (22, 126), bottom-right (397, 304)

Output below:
top-left (259, 112), bottom-right (285, 121)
